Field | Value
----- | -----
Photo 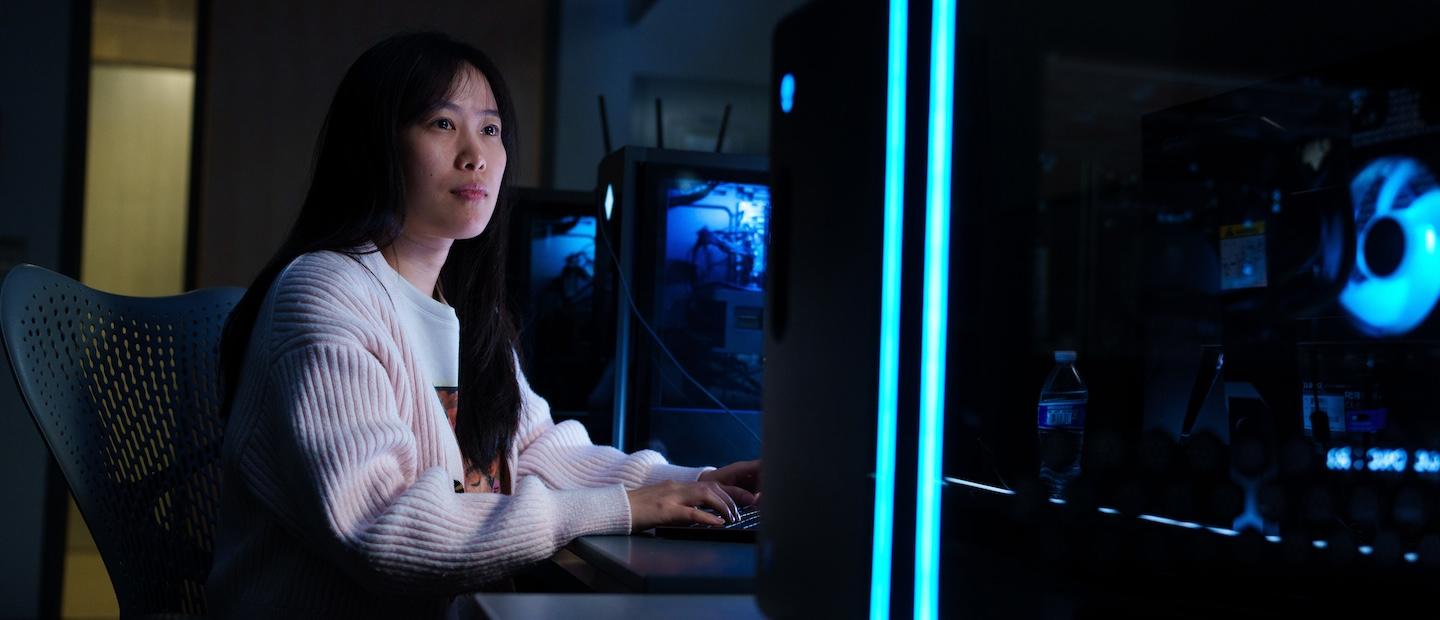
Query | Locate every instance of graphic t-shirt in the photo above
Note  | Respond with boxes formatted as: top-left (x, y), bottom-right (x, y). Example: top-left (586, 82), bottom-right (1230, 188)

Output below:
top-left (379, 261), bottom-right (505, 494)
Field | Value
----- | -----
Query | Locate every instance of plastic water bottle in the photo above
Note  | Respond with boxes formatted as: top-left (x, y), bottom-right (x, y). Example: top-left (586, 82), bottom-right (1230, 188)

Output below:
top-left (1037, 350), bottom-right (1087, 499)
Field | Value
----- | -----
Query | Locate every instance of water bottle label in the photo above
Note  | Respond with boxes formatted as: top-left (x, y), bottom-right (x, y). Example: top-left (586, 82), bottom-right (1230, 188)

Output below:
top-left (1037, 400), bottom-right (1086, 429)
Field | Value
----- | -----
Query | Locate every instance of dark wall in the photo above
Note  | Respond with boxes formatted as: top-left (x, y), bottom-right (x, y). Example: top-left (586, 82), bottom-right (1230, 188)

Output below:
top-left (549, 0), bottom-right (808, 190)
top-left (0, 1), bottom-right (86, 617)
top-left (194, 1), bottom-right (551, 288)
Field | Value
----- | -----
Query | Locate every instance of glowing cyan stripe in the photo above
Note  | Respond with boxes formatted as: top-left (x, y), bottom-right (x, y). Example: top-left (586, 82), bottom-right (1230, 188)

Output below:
top-left (870, 2), bottom-right (907, 620)
top-left (915, 0), bottom-right (955, 618)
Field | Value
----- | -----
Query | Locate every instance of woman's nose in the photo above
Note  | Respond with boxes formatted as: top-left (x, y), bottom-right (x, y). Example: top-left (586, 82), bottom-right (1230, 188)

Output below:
top-left (458, 141), bottom-right (487, 171)
top-left (460, 152), bottom-right (486, 172)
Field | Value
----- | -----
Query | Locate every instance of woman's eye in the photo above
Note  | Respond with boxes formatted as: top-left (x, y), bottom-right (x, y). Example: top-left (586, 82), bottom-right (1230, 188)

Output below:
top-left (433, 118), bottom-right (454, 130)
top-left (484, 124), bottom-right (501, 136)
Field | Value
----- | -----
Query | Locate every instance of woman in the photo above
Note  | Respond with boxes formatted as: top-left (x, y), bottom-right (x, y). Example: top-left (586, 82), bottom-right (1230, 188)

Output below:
top-left (208, 32), bottom-right (760, 617)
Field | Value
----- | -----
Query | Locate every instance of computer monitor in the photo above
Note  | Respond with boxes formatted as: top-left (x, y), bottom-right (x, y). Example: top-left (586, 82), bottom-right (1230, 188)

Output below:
top-left (505, 187), bottom-right (611, 445)
top-left (765, 0), bottom-right (1440, 617)
top-left (594, 147), bottom-right (770, 468)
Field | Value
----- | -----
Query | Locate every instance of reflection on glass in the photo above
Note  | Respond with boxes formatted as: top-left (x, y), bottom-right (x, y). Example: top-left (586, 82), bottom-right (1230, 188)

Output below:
top-left (941, 22), bottom-right (1440, 589)
top-left (641, 178), bottom-right (770, 466)
top-left (653, 180), bottom-right (770, 412)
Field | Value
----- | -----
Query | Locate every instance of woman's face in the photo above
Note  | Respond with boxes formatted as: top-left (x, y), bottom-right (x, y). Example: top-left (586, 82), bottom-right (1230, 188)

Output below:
top-left (399, 64), bottom-right (507, 241)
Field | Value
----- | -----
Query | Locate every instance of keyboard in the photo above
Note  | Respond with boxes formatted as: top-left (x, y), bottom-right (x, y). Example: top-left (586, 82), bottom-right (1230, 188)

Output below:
top-left (652, 505), bottom-right (760, 542)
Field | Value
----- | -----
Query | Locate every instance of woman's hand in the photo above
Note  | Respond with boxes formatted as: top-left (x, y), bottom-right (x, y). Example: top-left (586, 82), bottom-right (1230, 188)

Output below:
top-left (626, 480), bottom-right (740, 533)
top-left (699, 459), bottom-right (761, 507)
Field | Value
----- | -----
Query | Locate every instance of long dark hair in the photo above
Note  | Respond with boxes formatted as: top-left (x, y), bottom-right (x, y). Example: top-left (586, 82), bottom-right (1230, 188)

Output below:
top-left (219, 31), bottom-right (524, 476)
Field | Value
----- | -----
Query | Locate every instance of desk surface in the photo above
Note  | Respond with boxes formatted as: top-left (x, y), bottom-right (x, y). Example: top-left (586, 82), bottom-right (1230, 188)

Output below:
top-left (561, 534), bottom-right (756, 593)
top-left (462, 593), bottom-right (764, 620)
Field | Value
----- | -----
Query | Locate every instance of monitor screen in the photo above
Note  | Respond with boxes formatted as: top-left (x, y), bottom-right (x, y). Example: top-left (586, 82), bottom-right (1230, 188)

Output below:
top-left (655, 178), bottom-right (769, 392)
top-left (642, 175), bottom-right (770, 464)
top-left (506, 189), bottom-right (611, 443)
top-left (595, 150), bottom-right (771, 468)
top-left (528, 214), bottom-right (595, 313)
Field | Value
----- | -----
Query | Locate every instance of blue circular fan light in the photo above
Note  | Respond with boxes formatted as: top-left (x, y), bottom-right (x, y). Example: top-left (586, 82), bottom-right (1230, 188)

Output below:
top-left (1340, 157), bottom-right (1440, 336)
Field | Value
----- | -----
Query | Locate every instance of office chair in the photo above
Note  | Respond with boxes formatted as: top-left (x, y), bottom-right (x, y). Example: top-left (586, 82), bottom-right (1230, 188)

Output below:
top-left (0, 264), bottom-right (243, 617)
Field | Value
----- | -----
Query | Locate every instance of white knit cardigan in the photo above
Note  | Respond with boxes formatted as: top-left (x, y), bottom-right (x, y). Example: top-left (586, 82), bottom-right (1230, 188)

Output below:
top-left (206, 250), bottom-right (708, 618)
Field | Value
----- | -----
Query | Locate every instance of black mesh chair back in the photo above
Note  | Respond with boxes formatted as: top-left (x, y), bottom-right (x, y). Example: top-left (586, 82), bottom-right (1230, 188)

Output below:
top-left (0, 264), bottom-right (243, 617)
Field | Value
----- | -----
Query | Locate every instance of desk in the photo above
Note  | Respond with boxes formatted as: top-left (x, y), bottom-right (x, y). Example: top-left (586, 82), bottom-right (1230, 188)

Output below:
top-left (455, 593), bottom-right (764, 620)
top-left (551, 534), bottom-right (756, 593)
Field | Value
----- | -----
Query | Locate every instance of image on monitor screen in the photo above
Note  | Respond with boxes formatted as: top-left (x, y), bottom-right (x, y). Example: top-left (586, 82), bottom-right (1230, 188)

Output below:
top-left (529, 214), bottom-right (596, 314)
top-left (652, 179), bottom-right (770, 409)
top-left (663, 179), bottom-right (770, 292)
top-left (520, 209), bottom-right (609, 435)
top-left (635, 175), bottom-right (770, 465)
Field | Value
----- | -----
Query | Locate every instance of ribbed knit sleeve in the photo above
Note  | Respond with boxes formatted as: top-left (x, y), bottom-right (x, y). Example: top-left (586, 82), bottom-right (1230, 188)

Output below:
top-left (225, 254), bottom-right (633, 598)
top-left (250, 346), bottom-right (629, 593)
top-left (512, 364), bottom-right (713, 491)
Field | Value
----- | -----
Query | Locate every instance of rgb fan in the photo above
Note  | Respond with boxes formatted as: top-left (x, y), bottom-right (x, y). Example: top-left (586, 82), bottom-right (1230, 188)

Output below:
top-left (1340, 156), bottom-right (1440, 336)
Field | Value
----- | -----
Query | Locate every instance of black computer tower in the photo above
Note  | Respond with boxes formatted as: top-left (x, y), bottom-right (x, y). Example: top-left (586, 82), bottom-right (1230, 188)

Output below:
top-left (762, 2), bottom-right (932, 617)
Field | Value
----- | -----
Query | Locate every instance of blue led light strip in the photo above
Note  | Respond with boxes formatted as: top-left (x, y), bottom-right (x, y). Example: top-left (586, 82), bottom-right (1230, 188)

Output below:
top-left (916, 0), bottom-right (955, 618)
top-left (871, 1), bottom-right (907, 619)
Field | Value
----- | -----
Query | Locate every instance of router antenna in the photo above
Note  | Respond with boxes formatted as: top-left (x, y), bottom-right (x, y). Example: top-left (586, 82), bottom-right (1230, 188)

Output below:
top-left (598, 95), bottom-right (613, 155)
top-left (715, 103), bottom-right (732, 153)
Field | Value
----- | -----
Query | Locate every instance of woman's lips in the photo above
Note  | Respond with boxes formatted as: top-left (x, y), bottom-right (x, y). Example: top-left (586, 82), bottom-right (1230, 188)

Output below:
top-left (452, 184), bottom-right (489, 201)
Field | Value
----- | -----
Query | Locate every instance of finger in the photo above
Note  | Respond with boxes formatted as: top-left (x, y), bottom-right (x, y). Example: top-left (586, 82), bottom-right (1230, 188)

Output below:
top-left (699, 484), bottom-right (738, 522)
top-left (720, 484), bottom-right (757, 508)
top-left (690, 506), bottom-right (724, 526)
top-left (703, 483), bottom-right (738, 522)
top-left (753, 491), bottom-right (762, 506)
top-left (716, 485), bottom-right (741, 521)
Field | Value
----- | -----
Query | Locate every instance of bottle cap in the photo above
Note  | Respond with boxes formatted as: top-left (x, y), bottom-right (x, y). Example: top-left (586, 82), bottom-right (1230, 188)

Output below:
top-left (1054, 350), bottom-right (1077, 362)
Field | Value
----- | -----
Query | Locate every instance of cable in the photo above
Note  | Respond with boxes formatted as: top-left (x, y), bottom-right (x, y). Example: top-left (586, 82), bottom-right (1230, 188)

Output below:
top-left (593, 202), bottom-right (762, 447)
